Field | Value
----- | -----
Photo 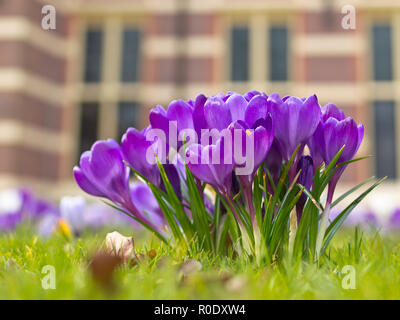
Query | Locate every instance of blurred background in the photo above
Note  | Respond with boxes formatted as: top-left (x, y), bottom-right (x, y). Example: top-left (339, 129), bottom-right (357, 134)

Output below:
top-left (0, 0), bottom-right (399, 218)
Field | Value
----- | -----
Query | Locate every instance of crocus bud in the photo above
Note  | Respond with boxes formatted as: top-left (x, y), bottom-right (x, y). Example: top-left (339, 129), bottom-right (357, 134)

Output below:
top-left (296, 155), bottom-right (314, 221)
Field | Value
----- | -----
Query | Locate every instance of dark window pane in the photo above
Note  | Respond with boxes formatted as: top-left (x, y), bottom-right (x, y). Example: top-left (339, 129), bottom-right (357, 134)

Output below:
top-left (84, 29), bottom-right (103, 82)
top-left (374, 101), bottom-right (397, 179)
top-left (230, 26), bottom-right (249, 82)
top-left (118, 102), bottom-right (138, 139)
top-left (372, 25), bottom-right (392, 81)
top-left (79, 103), bottom-right (99, 159)
top-left (121, 28), bottom-right (141, 82)
top-left (270, 26), bottom-right (288, 81)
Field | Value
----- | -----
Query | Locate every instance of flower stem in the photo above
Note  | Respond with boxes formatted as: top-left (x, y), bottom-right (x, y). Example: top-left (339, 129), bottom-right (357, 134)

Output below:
top-left (315, 203), bottom-right (330, 260)
top-left (224, 192), bottom-right (241, 225)
top-left (237, 176), bottom-right (255, 223)
top-left (243, 187), bottom-right (255, 221)
top-left (315, 181), bottom-right (336, 260)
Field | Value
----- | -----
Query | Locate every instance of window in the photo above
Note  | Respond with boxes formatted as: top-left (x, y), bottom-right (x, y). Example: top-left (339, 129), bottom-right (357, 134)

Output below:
top-left (121, 28), bottom-right (141, 83)
top-left (374, 101), bottom-right (397, 179)
top-left (79, 103), bottom-right (99, 158)
top-left (372, 25), bottom-right (392, 81)
top-left (118, 102), bottom-right (138, 139)
top-left (269, 26), bottom-right (288, 81)
top-left (230, 26), bottom-right (249, 81)
top-left (84, 29), bottom-right (103, 82)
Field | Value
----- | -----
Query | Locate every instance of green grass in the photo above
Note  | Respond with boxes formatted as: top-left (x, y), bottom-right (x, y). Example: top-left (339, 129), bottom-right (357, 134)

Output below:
top-left (0, 225), bottom-right (399, 299)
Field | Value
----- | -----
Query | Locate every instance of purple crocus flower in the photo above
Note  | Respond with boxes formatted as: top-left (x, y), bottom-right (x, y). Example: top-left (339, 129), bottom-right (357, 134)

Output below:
top-left (243, 95), bottom-right (270, 129)
top-left (121, 127), bottom-right (163, 187)
top-left (308, 103), bottom-right (346, 170)
top-left (186, 135), bottom-right (234, 195)
top-left (204, 96), bottom-right (233, 131)
top-left (312, 110), bottom-right (364, 205)
top-left (269, 94), bottom-right (321, 163)
top-left (296, 155), bottom-right (314, 221)
top-left (313, 107), bottom-right (364, 256)
top-left (150, 93), bottom-right (209, 140)
top-left (265, 140), bottom-right (283, 192)
top-left (229, 117), bottom-right (274, 184)
top-left (73, 139), bottom-right (160, 231)
top-left (244, 90), bottom-right (266, 102)
top-left (149, 99), bottom-right (196, 151)
top-left (321, 103), bottom-right (346, 122)
top-left (228, 118), bottom-right (274, 219)
top-left (149, 105), bottom-right (169, 138)
top-left (165, 100), bottom-right (195, 133)
top-left (192, 94), bottom-right (208, 137)
top-left (130, 181), bottom-right (165, 228)
top-left (202, 93), bottom-right (269, 131)
top-left (121, 127), bottom-right (181, 198)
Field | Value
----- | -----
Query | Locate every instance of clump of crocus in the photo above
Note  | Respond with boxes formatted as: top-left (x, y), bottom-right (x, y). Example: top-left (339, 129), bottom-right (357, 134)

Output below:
top-left (74, 91), bottom-right (383, 262)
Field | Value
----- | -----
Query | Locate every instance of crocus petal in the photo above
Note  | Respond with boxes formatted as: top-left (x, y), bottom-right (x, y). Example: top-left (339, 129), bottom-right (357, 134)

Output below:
top-left (208, 138), bottom-right (234, 190)
top-left (271, 94), bottom-right (321, 161)
top-left (73, 167), bottom-right (105, 197)
top-left (130, 182), bottom-right (165, 228)
top-left (244, 90), bottom-right (262, 101)
top-left (322, 103), bottom-right (346, 121)
top-left (253, 123), bottom-right (273, 169)
top-left (193, 94), bottom-right (208, 136)
top-left (229, 117), bottom-right (273, 187)
top-left (297, 156), bottom-right (314, 191)
top-left (166, 100), bottom-right (195, 132)
top-left (307, 123), bottom-right (324, 170)
top-left (186, 137), bottom-right (234, 193)
top-left (163, 164), bottom-right (182, 199)
top-left (265, 140), bottom-right (283, 186)
top-left (186, 144), bottom-right (218, 187)
top-left (296, 95), bottom-right (321, 146)
top-left (357, 123), bottom-right (364, 151)
top-left (121, 128), bottom-right (161, 186)
top-left (244, 95), bottom-right (269, 128)
top-left (149, 105), bottom-right (169, 137)
top-left (227, 93), bottom-right (247, 122)
top-left (204, 96), bottom-right (232, 131)
top-left (322, 117), bottom-right (359, 163)
top-left (90, 139), bottom-right (126, 182)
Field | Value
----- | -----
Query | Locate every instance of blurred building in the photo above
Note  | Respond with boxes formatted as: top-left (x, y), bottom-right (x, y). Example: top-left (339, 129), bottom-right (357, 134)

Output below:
top-left (0, 0), bottom-right (400, 204)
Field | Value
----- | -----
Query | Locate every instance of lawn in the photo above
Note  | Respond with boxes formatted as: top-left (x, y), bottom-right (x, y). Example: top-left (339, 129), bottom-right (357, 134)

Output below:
top-left (0, 226), bottom-right (399, 300)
